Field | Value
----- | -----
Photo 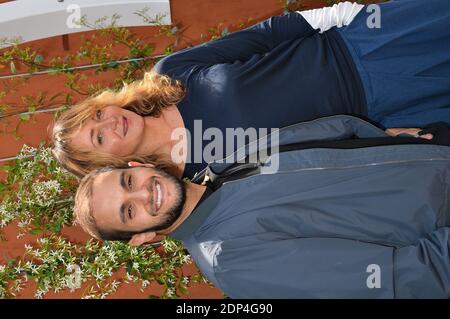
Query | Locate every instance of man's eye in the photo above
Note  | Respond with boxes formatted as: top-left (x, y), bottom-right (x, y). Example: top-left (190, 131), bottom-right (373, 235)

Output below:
top-left (97, 133), bottom-right (103, 145)
top-left (127, 176), bottom-right (133, 189)
top-left (127, 206), bottom-right (133, 219)
top-left (96, 110), bottom-right (102, 119)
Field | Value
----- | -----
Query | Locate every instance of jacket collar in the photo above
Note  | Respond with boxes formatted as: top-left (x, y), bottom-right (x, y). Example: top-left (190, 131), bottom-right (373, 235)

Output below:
top-left (170, 186), bottom-right (219, 240)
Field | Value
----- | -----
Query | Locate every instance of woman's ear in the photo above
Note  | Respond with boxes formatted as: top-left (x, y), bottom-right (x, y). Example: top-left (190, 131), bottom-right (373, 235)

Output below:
top-left (129, 231), bottom-right (156, 246)
top-left (128, 161), bottom-right (155, 168)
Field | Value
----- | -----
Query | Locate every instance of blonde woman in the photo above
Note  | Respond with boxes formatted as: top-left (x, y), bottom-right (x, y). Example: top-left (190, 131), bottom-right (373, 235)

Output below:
top-left (53, 1), bottom-right (448, 178)
top-left (52, 72), bottom-right (185, 176)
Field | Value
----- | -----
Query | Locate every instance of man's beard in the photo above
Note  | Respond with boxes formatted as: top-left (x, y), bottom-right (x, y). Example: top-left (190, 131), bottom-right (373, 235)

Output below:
top-left (144, 169), bottom-right (186, 232)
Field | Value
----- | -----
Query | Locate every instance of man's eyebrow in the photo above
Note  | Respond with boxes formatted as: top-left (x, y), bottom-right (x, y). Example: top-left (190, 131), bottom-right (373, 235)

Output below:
top-left (119, 203), bottom-right (125, 224)
top-left (120, 171), bottom-right (126, 189)
top-left (119, 171), bottom-right (126, 224)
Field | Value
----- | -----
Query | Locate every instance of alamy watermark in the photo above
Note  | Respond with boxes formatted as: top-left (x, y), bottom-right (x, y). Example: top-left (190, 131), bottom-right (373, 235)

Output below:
top-left (366, 4), bottom-right (381, 29)
top-left (66, 4), bottom-right (82, 29)
top-left (66, 263), bottom-right (82, 291)
top-left (366, 264), bottom-right (381, 289)
top-left (171, 120), bottom-right (280, 173)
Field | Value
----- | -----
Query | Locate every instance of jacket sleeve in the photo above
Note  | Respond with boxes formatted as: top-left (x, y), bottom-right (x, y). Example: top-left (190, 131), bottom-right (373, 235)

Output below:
top-left (419, 122), bottom-right (450, 146)
top-left (213, 234), bottom-right (450, 298)
top-left (153, 12), bottom-right (316, 78)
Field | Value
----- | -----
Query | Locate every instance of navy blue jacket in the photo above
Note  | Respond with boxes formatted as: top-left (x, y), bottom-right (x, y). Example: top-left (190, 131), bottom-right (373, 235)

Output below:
top-left (154, 12), bottom-right (366, 178)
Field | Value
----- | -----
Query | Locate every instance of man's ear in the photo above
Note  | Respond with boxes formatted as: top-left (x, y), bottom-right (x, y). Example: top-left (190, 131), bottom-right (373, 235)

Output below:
top-left (128, 161), bottom-right (155, 168)
top-left (128, 231), bottom-right (156, 246)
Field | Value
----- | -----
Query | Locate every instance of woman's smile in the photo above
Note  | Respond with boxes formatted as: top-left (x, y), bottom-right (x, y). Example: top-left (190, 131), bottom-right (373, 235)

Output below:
top-left (123, 116), bottom-right (129, 137)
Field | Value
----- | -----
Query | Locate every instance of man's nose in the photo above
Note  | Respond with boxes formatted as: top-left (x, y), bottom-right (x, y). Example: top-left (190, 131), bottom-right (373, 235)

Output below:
top-left (132, 186), bottom-right (152, 208)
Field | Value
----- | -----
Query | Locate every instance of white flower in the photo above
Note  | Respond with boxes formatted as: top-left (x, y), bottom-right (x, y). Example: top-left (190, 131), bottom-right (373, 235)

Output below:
top-left (100, 292), bottom-right (109, 299)
top-left (182, 276), bottom-right (189, 286)
top-left (21, 170), bottom-right (33, 182)
top-left (55, 166), bottom-right (69, 175)
top-left (35, 289), bottom-right (45, 299)
top-left (17, 145), bottom-right (37, 159)
top-left (182, 255), bottom-right (192, 264)
top-left (125, 272), bottom-right (136, 282)
top-left (50, 251), bottom-right (60, 257)
top-left (130, 247), bottom-right (139, 257)
top-left (37, 148), bottom-right (54, 165)
top-left (166, 288), bottom-right (174, 297)
top-left (111, 280), bottom-right (120, 290)
top-left (30, 265), bottom-right (40, 274)
top-left (17, 220), bottom-right (30, 228)
top-left (31, 180), bottom-right (62, 206)
top-left (93, 269), bottom-right (104, 281)
top-left (141, 280), bottom-right (150, 289)
top-left (38, 238), bottom-right (49, 245)
top-left (132, 262), bottom-right (139, 271)
top-left (107, 251), bottom-right (117, 263)
top-left (14, 284), bottom-right (23, 292)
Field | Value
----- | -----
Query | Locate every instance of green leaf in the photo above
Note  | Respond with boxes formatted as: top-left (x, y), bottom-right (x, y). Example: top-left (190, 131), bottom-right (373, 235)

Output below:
top-left (129, 60), bottom-right (140, 68)
top-left (19, 114), bottom-right (30, 121)
top-left (178, 284), bottom-right (188, 295)
top-left (30, 229), bottom-right (42, 235)
top-left (107, 61), bottom-right (119, 69)
top-left (34, 54), bottom-right (44, 64)
top-left (27, 106), bottom-right (36, 113)
top-left (0, 182), bottom-right (6, 192)
top-left (65, 93), bottom-right (73, 104)
top-left (10, 61), bottom-right (16, 73)
top-left (164, 45), bottom-right (174, 55)
top-left (129, 47), bottom-right (140, 57)
top-left (221, 27), bottom-right (230, 37)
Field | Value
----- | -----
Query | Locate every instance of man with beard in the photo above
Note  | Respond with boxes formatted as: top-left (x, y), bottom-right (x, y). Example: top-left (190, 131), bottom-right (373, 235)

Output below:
top-left (73, 116), bottom-right (450, 298)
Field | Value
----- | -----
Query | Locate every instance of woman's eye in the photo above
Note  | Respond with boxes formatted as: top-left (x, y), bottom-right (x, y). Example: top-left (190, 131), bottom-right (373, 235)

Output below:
top-left (97, 133), bottom-right (103, 145)
top-left (127, 206), bottom-right (133, 219)
top-left (96, 110), bottom-right (102, 119)
top-left (127, 176), bottom-right (133, 189)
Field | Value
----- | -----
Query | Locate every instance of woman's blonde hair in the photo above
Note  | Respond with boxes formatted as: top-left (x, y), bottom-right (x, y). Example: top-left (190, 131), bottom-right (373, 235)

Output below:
top-left (52, 71), bottom-right (185, 177)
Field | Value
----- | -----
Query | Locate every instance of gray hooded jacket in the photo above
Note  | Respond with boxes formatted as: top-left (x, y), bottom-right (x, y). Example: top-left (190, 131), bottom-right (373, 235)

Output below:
top-left (171, 116), bottom-right (450, 298)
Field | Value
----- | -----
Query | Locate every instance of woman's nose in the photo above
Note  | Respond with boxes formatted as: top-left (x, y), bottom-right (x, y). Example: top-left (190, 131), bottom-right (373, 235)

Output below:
top-left (98, 116), bottom-right (117, 130)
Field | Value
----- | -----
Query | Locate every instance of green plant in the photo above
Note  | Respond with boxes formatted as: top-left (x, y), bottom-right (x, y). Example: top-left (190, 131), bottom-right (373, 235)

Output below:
top-left (0, 7), bottom-right (259, 299)
top-left (0, 145), bottom-right (208, 298)
top-left (0, 234), bottom-right (200, 299)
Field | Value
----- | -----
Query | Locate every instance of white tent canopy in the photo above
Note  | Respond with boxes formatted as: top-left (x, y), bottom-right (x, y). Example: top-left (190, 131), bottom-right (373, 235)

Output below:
top-left (0, 0), bottom-right (171, 46)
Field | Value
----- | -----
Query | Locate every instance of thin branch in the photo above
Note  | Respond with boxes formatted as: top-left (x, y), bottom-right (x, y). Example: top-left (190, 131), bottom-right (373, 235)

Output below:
top-left (0, 55), bottom-right (165, 79)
